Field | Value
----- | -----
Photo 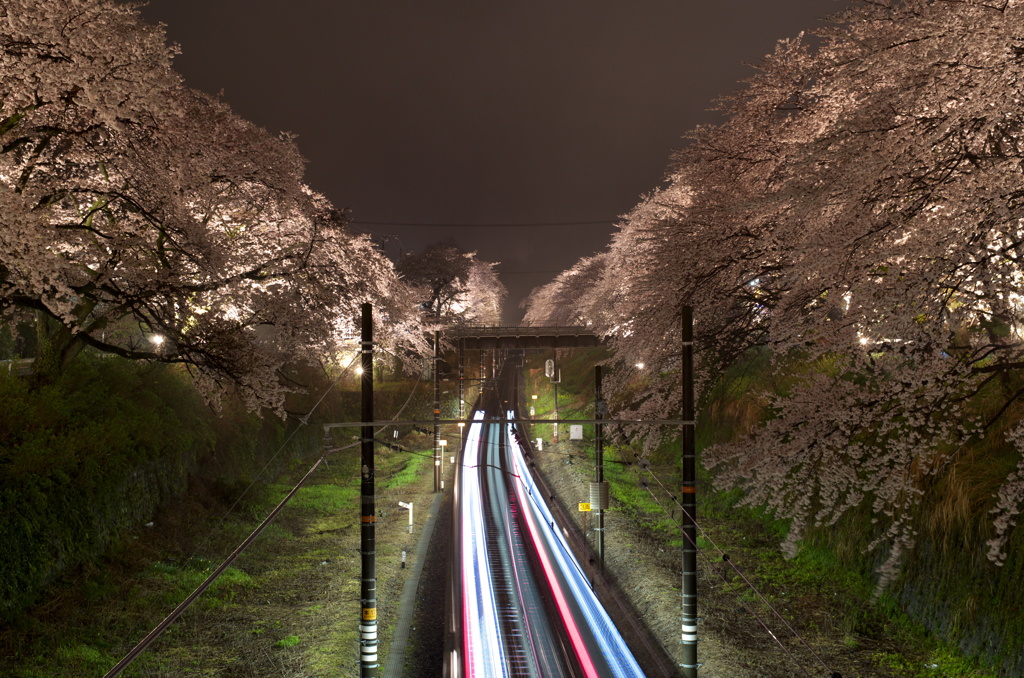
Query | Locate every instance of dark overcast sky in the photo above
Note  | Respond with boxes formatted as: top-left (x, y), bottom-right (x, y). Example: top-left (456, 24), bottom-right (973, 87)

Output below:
top-left (133, 0), bottom-right (851, 322)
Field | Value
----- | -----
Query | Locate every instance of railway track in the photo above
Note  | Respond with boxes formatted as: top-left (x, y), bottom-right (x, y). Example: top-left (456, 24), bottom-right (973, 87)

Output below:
top-left (445, 357), bottom-right (645, 677)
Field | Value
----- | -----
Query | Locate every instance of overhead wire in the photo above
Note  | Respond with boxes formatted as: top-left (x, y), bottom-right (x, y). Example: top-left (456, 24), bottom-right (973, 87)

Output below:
top-left (350, 219), bottom-right (614, 228)
top-left (374, 368), bottom-right (424, 441)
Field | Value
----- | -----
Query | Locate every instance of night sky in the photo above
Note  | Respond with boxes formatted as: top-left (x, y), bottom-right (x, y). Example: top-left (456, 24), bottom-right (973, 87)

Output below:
top-left (133, 0), bottom-right (851, 322)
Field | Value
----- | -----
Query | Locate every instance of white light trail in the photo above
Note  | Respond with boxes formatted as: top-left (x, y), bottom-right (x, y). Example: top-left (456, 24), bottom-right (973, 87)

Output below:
top-left (506, 412), bottom-right (645, 678)
top-left (460, 412), bottom-right (508, 677)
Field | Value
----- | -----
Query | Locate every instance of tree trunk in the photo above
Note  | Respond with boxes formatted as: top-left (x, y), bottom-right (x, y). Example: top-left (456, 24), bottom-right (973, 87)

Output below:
top-left (32, 311), bottom-right (86, 386)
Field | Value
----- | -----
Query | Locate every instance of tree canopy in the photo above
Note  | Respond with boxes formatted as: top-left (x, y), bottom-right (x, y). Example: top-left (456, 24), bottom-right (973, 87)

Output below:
top-left (1, 0), bottom-right (417, 412)
top-left (396, 241), bottom-right (506, 325)
top-left (529, 0), bottom-right (1024, 578)
top-left (521, 253), bottom-right (609, 327)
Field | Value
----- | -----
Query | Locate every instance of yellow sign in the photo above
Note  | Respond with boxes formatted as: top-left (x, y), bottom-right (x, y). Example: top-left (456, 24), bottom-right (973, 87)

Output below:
top-left (578, 502), bottom-right (591, 512)
top-left (362, 607), bottom-right (377, 621)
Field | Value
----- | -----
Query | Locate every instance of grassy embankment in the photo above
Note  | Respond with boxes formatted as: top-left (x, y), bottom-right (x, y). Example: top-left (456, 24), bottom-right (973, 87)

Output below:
top-left (523, 346), bottom-right (1019, 677)
top-left (0, 353), bottom-right (449, 676)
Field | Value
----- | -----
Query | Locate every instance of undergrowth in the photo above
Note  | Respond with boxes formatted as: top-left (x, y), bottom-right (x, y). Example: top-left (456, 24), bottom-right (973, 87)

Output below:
top-left (0, 363), bottom-right (438, 676)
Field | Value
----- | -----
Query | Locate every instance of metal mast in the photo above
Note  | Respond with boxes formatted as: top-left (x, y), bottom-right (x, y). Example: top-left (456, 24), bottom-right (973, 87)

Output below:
top-left (680, 305), bottom-right (698, 677)
top-left (360, 303), bottom-right (378, 676)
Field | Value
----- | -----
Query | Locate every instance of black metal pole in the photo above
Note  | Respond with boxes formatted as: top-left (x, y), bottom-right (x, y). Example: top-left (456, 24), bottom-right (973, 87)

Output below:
top-left (552, 352), bottom-right (559, 443)
top-left (680, 305), bottom-right (698, 677)
top-left (433, 329), bottom-right (441, 493)
top-left (594, 366), bottom-right (605, 568)
top-left (458, 340), bottom-right (465, 456)
top-left (458, 340), bottom-right (465, 423)
top-left (360, 303), bottom-right (378, 676)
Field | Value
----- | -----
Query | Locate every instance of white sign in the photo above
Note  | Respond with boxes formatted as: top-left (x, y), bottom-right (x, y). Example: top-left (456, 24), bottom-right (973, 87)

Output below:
top-left (398, 501), bottom-right (413, 533)
top-left (545, 359), bottom-right (554, 378)
top-left (570, 425), bottom-right (583, 440)
top-left (536, 438), bottom-right (543, 451)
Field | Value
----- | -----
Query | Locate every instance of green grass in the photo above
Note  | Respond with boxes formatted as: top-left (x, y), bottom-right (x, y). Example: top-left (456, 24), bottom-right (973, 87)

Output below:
top-left (265, 482), bottom-right (359, 515)
top-left (274, 635), bottom-right (301, 649)
top-left (147, 562), bottom-right (258, 610)
top-left (382, 451), bottom-right (430, 490)
top-left (871, 646), bottom-right (995, 678)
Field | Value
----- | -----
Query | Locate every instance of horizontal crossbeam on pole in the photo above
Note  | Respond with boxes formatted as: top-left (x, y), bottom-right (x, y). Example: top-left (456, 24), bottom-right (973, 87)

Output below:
top-left (324, 418), bottom-right (694, 431)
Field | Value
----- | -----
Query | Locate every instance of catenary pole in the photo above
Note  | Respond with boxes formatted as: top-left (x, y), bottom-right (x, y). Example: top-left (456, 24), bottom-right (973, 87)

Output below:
top-left (458, 340), bottom-right (465, 424)
top-left (458, 339), bottom-right (465, 457)
top-left (552, 352), bottom-right (559, 443)
top-left (594, 366), bottom-right (606, 568)
top-left (360, 303), bottom-right (378, 676)
top-left (680, 305), bottom-right (698, 677)
top-left (434, 329), bottom-right (443, 492)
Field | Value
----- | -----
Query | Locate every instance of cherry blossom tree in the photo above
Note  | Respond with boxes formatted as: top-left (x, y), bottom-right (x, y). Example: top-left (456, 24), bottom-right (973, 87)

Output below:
top-left (396, 242), bottom-right (472, 320)
top-left (521, 252), bottom-right (610, 327)
top-left (458, 258), bottom-right (506, 325)
top-left (1, 0), bottom-right (416, 412)
top-left (577, 0), bottom-right (1024, 578)
top-left (396, 241), bottom-right (505, 324)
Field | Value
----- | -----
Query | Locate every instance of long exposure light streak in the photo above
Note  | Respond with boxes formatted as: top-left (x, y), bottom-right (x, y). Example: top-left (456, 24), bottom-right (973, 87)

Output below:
top-left (506, 413), bottom-right (645, 678)
top-left (460, 412), bottom-right (508, 677)
top-left (453, 401), bottom-right (644, 677)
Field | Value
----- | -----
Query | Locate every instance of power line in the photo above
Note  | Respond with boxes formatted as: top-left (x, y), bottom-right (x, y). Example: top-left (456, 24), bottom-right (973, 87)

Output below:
top-left (185, 353), bottom-right (362, 565)
top-left (350, 219), bottom-right (614, 228)
top-left (104, 438), bottom-right (361, 678)
top-left (496, 270), bottom-right (565, 275)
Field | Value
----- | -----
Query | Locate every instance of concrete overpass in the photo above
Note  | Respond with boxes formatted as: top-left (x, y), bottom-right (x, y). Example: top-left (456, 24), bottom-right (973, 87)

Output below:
top-left (448, 325), bottom-right (601, 350)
